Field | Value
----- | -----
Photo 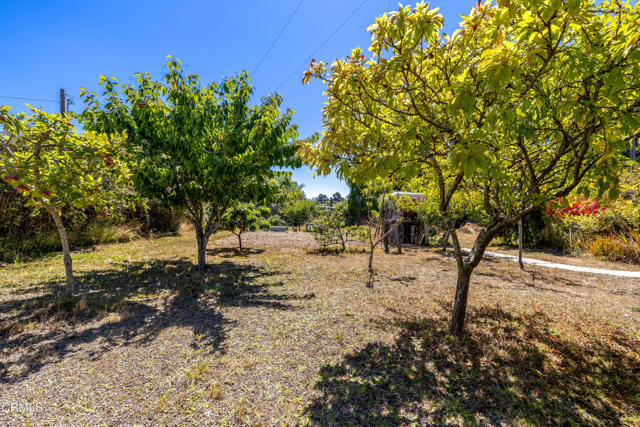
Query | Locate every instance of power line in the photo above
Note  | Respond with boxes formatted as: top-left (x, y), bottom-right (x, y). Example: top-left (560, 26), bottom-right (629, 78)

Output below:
top-left (276, 0), bottom-right (369, 91)
top-left (0, 95), bottom-right (59, 103)
top-left (252, 0), bottom-right (306, 76)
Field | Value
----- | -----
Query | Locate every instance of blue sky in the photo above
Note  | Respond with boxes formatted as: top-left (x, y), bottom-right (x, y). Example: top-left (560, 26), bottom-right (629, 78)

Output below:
top-left (0, 0), bottom-right (471, 198)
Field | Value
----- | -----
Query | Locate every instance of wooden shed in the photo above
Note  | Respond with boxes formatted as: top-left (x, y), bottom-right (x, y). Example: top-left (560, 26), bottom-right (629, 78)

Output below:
top-left (383, 192), bottom-right (429, 249)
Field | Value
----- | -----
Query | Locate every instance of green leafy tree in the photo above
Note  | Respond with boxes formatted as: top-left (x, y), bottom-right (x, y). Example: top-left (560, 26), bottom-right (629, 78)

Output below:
top-left (330, 192), bottom-right (344, 205)
top-left (281, 199), bottom-right (317, 227)
top-left (0, 106), bottom-right (129, 297)
top-left (346, 181), bottom-right (380, 225)
top-left (303, 1), bottom-right (640, 335)
top-left (315, 193), bottom-right (329, 205)
top-left (312, 201), bottom-right (350, 250)
top-left (81, 58), bottom-right (300, 271)
top-left (220, 203), bottom-right (270, 249)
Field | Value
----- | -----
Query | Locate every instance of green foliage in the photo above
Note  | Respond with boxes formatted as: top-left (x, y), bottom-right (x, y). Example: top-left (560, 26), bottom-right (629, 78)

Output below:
top-left (312, 202), bottom-right (352, 249)
top-left (315, 193), bottom-right (329, 205)
top-left (220, 203), bottom-right (270, 237)
top-left (301, 0), bottom-right (640, 334)
top-left (80, 58), bottom-right (301, 268)
top-left (267, 214), bottom-right (286, 226)
top-left (303, 0), bottom-right (639, 226)
top-left (0, 106), bottom-right (130, 216)
top-left (330, 192), bottom-right (344, 205)
top-left (0, 106), bottom-right (132, 293)
top-left (131, 201), bottom-right (185, 236)
top-left (280, 199), bottom-right (317, 227)
top-left (0, 179), bottom-right (52, 240)
top-left (274, 175), bottom-right (306, 204)
top-left (346, 182), bottom-right (382, 225)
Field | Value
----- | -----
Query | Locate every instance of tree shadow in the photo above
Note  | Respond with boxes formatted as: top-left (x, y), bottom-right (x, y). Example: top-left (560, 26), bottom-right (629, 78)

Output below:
top-left (207, 247), bottom-right (265, 258)
top-left (474, 268), bottom-right (607, 297)
top-left (305, 307), bottom-right (640, 425)
top-left (305, 247), bottom-right (367, 256)
top-left (1, 258), bottom-right (309, 384)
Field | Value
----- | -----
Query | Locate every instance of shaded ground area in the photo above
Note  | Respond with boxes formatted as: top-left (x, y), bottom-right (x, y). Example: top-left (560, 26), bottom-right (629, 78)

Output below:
top-left (1, 231), bottom-right (639, 425)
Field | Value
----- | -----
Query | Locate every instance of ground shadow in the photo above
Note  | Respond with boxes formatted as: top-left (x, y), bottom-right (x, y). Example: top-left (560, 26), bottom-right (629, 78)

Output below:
top-left (306, 307), bottom-right (640, 425)
top-left (305, 247), bottom-right (367, 256)
top-left (207, 247), bottom-right (265, 258)
top-left (1, 258), bottom-right (308, 384)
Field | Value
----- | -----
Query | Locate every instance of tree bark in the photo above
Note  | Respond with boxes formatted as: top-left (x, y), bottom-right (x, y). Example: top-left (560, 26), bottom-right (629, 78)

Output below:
top-left (48, 206), bottom-right (74, 297)
top-left (442, 231), bottom-right (450, 252)
top-left (449, 265), bottom-right (472, 336)
top-left (518, 218), bottom-right (524, 270)
top-left (194, 222), bottom-right (209, 272)
top-left (447, 224), bottom-right (504, 336)
top-left (238, 233), bottom-right (243, 250)
top-left (367, 244), bottom-right (375, 287)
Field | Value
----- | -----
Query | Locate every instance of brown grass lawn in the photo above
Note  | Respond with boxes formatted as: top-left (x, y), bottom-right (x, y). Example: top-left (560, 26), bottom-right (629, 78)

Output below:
top-left (1, 230), bottom-right (639, 425)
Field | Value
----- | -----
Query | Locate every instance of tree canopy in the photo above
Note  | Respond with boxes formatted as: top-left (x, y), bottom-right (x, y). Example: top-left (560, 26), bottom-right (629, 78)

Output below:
top-left (303, 0), bottom-right (640, 334)
top-left (0, 106), bottom-right (129, 296)
top-left (220, 203), bottom-right (270, 249)
top-left (81, 58), bottom-right (301, 270)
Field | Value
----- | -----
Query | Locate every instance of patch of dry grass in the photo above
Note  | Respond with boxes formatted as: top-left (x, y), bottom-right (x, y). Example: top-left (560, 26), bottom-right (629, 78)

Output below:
top-left (1, 231), bottom-right (639, 425)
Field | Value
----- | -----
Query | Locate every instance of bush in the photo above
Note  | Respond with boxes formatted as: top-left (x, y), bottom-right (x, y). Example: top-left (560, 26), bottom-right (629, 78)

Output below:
top-left (584, 232), bottom-right (640, 264)
top-left (0, 223), bottom-right (137, 263)
top-left (267, 214), bottom-right (286, 226)
top-left (131, 201), bottom-right (185, 235)
top-left (281, 199), bottom-right (318, 227)
top-left (312, 204), bottom-right (348, 249)
top-left (0, 180), bottom-right (184, 262)
top-left (499, 209), bottom-right (566, 250)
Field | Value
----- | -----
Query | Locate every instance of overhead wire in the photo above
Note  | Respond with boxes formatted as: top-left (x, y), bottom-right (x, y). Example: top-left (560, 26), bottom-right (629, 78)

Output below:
top-left (0, 95), bottom-right (58, 103)
top-left (276, 0), bottom-right (369, 91)
top-left (252, 0), bottom-right (306, 76)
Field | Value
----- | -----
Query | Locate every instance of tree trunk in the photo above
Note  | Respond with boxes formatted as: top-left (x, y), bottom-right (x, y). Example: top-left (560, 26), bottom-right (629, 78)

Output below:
top-left (449, 264), bottom-right (472, 336)
top-left (447, 225), bottom-right (500, 336)
top-left (195, 222), bottom-right (209, 272)
top-left (518, 218), bottom-right (524, 270)
top-left (238, 233), bottom-right (242, 250)
top-left (442, 231), bottom-right (450, 252)
top-left (48, 207), bottom-right (74, 297)
top-left (367, 242), bottom-right (375, 288)
top-left (383, 226), bottom-right (390, 253)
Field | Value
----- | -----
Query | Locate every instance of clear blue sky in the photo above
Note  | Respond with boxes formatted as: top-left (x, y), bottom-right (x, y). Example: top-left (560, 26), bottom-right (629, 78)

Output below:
top-left (0, 0), bottom-right (471, 198)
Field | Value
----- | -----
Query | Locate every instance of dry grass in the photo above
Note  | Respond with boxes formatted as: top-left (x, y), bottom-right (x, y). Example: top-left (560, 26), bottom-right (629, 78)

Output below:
top-left (0, 230), bottom-right (639, 425)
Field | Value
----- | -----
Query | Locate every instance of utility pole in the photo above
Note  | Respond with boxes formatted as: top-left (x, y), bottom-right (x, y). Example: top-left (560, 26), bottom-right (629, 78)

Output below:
top-left (59, 88), bottom-right (66, 115)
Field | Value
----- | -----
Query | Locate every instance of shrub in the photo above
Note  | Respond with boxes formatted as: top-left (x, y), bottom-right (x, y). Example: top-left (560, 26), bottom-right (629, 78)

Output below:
top-left (0, 223), bottom-right (137, 263)
top-left (281, 199), bottom-right (318, 227)
top-left (584, 232), bottom-right (640, 264)
top-left (312, 203), bottom-right (348, 249)
top-left (131, 201), bottom-right (185, 235)
top-left (546, 196), bottom-right (607, 218)
top-left (267, 214), bottom-right (286, 226)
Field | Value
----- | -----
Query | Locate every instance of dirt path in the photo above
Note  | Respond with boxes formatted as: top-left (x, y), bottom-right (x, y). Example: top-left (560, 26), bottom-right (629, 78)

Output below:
top-left (463, 248), bottom-right (640, 278)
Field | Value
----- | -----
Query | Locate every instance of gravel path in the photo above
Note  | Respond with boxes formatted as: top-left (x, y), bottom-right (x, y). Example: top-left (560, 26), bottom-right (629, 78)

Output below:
top-left (463, 248), bottom-right (640, 278)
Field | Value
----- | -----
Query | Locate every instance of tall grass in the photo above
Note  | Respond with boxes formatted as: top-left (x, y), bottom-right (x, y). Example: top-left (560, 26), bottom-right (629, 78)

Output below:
top-left (0, 223), bottom-right (138, 263)
top-left (584, 229), bottom-right (640, 264)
